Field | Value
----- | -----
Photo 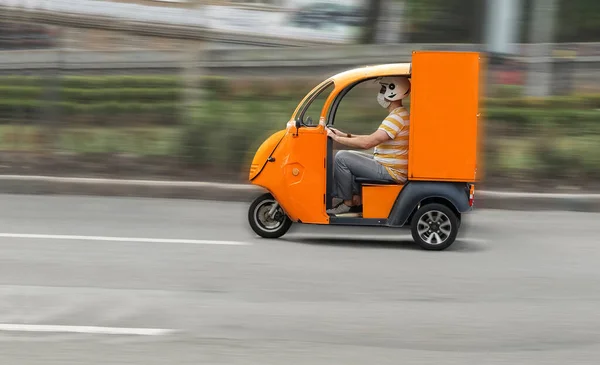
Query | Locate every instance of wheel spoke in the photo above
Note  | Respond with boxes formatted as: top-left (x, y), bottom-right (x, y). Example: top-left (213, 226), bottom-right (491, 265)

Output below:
top-left (440, 221), bottom-right (451, 237)
top-left (425, 212), bottom-right (434, 223)
top-left (440, 227), bottom-right (451, 237)
top-left (432, 232), bottom-right (443, 244)
top-left (417, 217), bottom-right (431, 238)
top-left (424, 233), bottom-right (434, 244)
top-left (418, 226), bottom-right (430, 236)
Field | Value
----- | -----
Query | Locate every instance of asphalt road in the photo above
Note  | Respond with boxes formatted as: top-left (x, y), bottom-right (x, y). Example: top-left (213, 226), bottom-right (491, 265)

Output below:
top-left (0, 194), bottom-right (600, 364)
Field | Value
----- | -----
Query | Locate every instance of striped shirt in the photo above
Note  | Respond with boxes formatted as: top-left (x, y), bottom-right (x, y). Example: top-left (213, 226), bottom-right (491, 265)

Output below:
top-left (374, 106), bottom-right (410, 182)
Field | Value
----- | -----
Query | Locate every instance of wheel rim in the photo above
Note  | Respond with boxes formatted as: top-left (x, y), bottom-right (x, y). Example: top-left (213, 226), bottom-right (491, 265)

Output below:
top-left (253, 199), bottom-right (286, 232)
top-left (417, 210), bottom-right (452, 245)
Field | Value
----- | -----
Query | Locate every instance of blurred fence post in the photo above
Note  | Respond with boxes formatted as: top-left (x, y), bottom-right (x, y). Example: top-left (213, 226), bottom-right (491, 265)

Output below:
top-left (180, 41), bottom-right (206, 165)
top-left (551, 49), bottom-right (576, 96)
top-left (49, 26), bottom-right (63, 155)
top-left (376, 0), bottom-right (406, 44)
top-left (525, 0), bottom-right (558, 97)
top-left (182, 45), bottom-right (201, 117)
top-left (180, 0), bottom-right (206, 127)
top-left (37, 26), bottom-right (62, 159)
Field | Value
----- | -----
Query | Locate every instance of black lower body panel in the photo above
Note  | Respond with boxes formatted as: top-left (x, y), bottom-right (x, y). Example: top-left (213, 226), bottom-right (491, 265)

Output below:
top-left (328, 217), bottom-right (389, 226)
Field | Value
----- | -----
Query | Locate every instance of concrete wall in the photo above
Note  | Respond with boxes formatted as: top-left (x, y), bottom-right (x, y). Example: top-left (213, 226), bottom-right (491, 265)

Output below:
top-left (0, 1), bottom-right (334, 47)
top-left (59, 27), bottom-right (190, 51)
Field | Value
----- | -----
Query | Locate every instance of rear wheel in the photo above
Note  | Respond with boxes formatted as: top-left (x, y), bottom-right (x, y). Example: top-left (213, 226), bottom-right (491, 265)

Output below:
top-left (248, 193), bottom-right (292, 239)
top-left (410, 203), bottom-right (459, 251)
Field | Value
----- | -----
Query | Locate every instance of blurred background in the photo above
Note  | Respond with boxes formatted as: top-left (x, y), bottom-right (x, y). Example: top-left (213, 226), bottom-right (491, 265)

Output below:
top-left (0, 0), bottom-right (598, 191)
top-left (2, 3), bottom-right (600, 363)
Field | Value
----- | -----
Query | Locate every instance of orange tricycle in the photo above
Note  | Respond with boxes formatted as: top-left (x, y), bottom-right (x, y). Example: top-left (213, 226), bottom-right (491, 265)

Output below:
top-left (247, 51), bottom-right (483, 251)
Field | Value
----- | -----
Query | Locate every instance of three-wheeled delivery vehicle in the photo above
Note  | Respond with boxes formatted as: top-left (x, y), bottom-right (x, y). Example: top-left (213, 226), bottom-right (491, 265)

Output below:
top-left (247, 51), bottom-right (483, 250)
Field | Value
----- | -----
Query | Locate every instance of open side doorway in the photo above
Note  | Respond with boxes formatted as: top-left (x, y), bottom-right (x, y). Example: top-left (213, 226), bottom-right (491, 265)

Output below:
top-left (323, 75), bottom-right (412, 216)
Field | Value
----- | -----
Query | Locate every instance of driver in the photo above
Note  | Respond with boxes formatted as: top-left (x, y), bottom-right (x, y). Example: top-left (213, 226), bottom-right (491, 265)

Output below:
top-left (326, 76), bottom-right (411, 216)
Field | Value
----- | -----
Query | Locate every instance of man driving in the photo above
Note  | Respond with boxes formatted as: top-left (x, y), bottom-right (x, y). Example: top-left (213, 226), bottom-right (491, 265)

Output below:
top-left (326, 76), bottom-right (411, 216)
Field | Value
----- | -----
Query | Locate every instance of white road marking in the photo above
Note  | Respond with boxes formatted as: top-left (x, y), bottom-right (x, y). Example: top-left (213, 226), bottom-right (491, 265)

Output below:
top-left (0, 233), bottom-right (249, 245)
top-left (0, 324), bottom-right (174, 336)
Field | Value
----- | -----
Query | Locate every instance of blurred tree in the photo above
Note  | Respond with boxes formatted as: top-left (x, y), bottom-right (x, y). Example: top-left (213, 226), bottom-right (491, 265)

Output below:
top-left (360, 0), bottom-right (383, 43)
top-left (401, 0), bottom-right (598, 44)
top-left (518, 0), bottom-right (599, 42)
top-left (403, 0), bottom-right (483, 43)
top-left (556, 0), bottom-right (600, 42)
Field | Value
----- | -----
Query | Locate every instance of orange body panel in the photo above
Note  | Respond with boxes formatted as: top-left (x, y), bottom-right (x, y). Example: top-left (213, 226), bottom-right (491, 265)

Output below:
top-left (249, 53), bottom-right (482, 226)
top-left (408, 51), bottom-right (481, 182)
top-left (251, 125), bottom-right (329, 224)
top-left (361, 184), bottom-right (403, 219)
top-left (328, 63), bottom-right (411, 92)
top-left (475, 53), bottom-right (488, 184)
top-left (249, 129), bottom-right (286, 180)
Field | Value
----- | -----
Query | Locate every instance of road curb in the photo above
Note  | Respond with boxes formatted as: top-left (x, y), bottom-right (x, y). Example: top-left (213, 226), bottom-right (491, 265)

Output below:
top-left (1, 175), bottom-right (600, 212)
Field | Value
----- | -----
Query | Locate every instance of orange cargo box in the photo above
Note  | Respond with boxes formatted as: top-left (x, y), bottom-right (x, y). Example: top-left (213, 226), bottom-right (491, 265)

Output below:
top-left (408, 51), bottom-right (482, 183)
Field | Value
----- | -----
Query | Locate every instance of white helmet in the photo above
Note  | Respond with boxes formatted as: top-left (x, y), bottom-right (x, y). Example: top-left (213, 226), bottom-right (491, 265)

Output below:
top-left (377, 76), bottom-right (411, 108)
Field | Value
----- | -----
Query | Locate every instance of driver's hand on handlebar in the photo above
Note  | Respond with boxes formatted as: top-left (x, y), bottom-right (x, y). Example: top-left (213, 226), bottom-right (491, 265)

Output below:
top-left (328, 127), bottom-right (352, 138)
top-left (327, 127), bottom-right (343, 136)
top-left (326, 127), bottom-right (337, 139)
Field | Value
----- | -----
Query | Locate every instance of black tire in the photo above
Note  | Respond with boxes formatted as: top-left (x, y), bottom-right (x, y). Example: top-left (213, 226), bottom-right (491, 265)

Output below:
top-left (248, 193), bottom-right (292, 239)
top-left (410, 203), bottom-right (459, 251)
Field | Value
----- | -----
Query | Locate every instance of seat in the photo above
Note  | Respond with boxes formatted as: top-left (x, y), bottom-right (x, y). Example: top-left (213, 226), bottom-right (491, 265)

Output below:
top-left (354, 177), bottom-right (398, 185)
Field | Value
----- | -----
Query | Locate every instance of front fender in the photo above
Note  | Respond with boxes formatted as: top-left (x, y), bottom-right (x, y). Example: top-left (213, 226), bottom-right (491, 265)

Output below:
top-left (387, 181), bottom-right (471, 227)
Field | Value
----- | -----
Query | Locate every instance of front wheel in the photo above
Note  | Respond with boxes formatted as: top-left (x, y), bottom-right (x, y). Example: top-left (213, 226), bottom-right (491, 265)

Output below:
top-left (248, 193), bottom-right (292, 239)
top-left (410, 203), bottom-right (459, 251)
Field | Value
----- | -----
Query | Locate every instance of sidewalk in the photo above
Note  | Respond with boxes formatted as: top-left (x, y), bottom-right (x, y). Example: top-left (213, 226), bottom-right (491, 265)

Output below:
top-left (1, 175), bottom-right (600, 212)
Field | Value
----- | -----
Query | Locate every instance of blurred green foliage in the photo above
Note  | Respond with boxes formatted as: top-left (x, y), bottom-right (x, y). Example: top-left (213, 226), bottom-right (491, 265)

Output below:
top-left (0, 75), bottom-right (599, 186)
top-left (403, 0), bottom-right (599, 43)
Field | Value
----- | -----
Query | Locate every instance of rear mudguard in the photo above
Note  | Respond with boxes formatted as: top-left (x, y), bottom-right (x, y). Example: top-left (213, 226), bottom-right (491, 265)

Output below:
top-left (387, 181), bottom-right (471, 227)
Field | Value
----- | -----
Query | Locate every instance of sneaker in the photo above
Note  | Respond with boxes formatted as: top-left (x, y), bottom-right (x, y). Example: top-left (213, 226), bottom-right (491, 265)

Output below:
top-left (326, 202), bottom-right (353, 216)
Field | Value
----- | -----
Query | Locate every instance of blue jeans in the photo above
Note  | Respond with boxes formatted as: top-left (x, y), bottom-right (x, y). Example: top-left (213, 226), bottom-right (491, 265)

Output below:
top-left (332, 150), bottom-right (396, 201)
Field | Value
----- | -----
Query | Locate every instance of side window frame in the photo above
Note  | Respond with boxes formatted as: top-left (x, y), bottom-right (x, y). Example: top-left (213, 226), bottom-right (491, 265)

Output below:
top-left (296, 80), bottom-right (335, 126)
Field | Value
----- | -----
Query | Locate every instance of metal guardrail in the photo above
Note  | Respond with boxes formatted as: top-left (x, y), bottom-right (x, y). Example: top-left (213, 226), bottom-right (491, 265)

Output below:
top-left (1, 44), bottom-right (598, 73)
top-left (0, 46), bottom-right (475, 73)
top-left (0, 49), bottom-right (185, 71)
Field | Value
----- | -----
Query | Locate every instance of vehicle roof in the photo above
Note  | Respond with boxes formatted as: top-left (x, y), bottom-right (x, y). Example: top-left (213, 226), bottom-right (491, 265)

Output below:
top-left (328, 63), bottom-right (412, 88)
